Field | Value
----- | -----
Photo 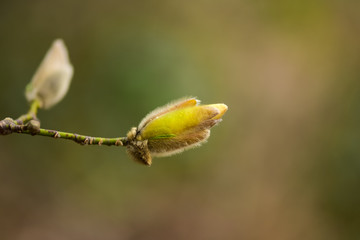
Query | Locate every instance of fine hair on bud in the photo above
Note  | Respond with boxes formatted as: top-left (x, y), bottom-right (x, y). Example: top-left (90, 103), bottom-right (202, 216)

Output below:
top-left (125, 97), bottom-right (228, 166)
top-left (25, 39), bottom-right (74, 109)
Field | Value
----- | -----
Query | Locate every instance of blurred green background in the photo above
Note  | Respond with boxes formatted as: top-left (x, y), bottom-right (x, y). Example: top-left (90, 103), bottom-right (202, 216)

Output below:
top-left (1, 0), bottom-right (360, 239)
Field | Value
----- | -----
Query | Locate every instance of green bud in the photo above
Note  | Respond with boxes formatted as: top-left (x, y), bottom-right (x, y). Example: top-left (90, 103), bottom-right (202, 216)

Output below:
top-left (126, 98), bottom-right (228, 166)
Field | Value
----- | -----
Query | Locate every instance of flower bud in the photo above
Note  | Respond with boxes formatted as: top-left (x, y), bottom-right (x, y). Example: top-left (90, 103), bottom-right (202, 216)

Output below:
top-left (126, 97), bottom-right (228, 166)
top-left (25, 39), bottom-right (74, 109)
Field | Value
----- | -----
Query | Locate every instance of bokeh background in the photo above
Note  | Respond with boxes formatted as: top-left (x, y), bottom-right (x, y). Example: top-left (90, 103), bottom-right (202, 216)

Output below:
top-left (1, 0), bottom-right (360, 239)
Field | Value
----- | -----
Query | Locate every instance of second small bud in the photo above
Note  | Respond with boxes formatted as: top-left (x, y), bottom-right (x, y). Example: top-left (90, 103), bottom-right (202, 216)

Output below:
top-left (25, 39), bottom-right (74, 109)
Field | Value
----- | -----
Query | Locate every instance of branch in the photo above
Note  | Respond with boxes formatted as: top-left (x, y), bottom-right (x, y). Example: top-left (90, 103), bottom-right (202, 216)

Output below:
top-left (0, 118), bottom-right (127, 146)
top-left (22, 127), bottom-right (127, 146)
top-left (0, 100), bottom-right (127, 146)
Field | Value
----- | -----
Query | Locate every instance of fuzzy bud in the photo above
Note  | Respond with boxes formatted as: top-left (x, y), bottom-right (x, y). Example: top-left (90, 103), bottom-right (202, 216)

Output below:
top-left (126, 97), bottom-right (228, 166)
top-left (25, 39), bottom-right (74, 109)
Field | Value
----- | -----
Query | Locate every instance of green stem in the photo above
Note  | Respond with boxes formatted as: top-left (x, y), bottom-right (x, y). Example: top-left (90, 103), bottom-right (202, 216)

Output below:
top-left (20, 127), bottom-right (128, 146)
top-left (1, 99), bottom-right (128, 146)
top-left (15, 99), bottom-right (41, 124)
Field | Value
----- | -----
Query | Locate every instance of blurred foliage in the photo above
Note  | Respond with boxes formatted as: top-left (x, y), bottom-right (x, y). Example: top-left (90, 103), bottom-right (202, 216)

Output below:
top-left (1, 0), bottom-right (360, 239)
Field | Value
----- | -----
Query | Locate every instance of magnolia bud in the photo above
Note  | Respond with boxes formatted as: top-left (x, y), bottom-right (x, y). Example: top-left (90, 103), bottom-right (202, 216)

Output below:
top-left (126, 97), bottom-right (228, 166)
top-left (25, 39), bottom-right (74, 109)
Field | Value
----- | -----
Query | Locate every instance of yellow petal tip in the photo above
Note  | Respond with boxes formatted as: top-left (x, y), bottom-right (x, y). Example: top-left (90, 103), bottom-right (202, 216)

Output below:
top-left (209, 104), bottom-right (228, 119)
